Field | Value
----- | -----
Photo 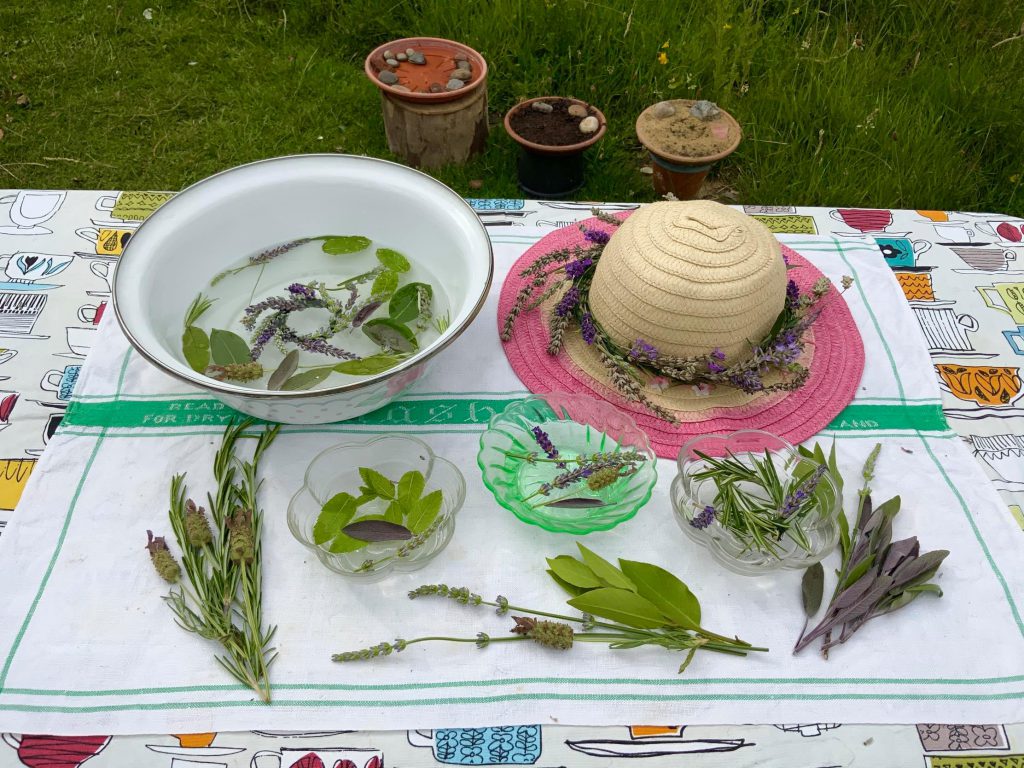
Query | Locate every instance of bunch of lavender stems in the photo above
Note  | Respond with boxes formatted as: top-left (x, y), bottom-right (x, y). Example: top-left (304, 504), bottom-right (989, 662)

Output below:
top-left (332, 586), bottom-right (766, 670)
top-left (689, 449), bottom-right (829, 556)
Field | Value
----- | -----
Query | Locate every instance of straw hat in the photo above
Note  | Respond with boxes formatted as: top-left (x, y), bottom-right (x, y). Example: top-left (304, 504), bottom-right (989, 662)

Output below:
top-left (498, 203), bottom-right (865, 459)
top-left (588, 201), bottom-right (786, 362)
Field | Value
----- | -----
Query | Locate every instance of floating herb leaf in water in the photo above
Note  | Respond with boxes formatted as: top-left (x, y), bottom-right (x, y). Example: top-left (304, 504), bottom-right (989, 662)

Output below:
top-left (376, 247), bottom-right (411, 273)
top-left (267, 350), bottom-right (299, 390)
top-left (363, 318), bottom-right (419, 353)
top-left (209, 328), bottom-right (252, 365)
top-left (182, 293), bottom-right (215, 373)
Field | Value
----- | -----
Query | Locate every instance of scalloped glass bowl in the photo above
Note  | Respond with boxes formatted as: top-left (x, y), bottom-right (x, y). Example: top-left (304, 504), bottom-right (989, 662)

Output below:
top-left (287, 435), bottom-right (465, 581)
top-left (477, 392), bottom-right (657, 534)
top-left (670, 430), bottom-right (840, 576)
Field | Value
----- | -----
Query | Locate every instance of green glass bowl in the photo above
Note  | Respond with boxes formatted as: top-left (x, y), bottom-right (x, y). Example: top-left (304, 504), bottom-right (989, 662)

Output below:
top-left (477, 392), bottom-right (657, 534)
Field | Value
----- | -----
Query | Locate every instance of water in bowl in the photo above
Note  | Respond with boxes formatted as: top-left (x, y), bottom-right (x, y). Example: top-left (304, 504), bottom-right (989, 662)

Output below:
top-left (190, 236), bottom-right (450, 390)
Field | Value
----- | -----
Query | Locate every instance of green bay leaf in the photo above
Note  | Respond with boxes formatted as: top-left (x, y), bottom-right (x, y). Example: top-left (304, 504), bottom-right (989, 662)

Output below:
top-left (182, 326), bottom-right (210, 373)
top-left (363, 318), bottom-right (418, 353)
top-left (322, 235), bottom-right (371, 255)
top-left (547, 570), bottom-right (587, 597)
top-left (546, 555), bottom-right (602, 589)
top-left (407, 488), bottom-right (442, 533)
top-left (333, 353), bottom-right (405, 376)
top-left (209, 328), bottom-right (251, 365)
top-left (567, 587), bottom-right (667, 629)
top-left (313, 492), bottom-right (358, 545)
top-left (617, 559), bottom-right (701, 629)
top-left (376, 247), bottom-right (411, 273)
top-left (577, 543), bottom-right (636, 591)
top-left (281, 366), bottom-right (333, 391)
top-left (397, 470), bottom-right (425, 506)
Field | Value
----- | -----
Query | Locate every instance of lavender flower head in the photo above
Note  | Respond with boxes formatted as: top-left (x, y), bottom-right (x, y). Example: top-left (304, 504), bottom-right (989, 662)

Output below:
top-left (628, 338), bottom-right (658, 363)
top-left (785, 279), bottom-right (800, 310)
top-left (530, 426), bottom-right (559, 461)
top-left (580, 312), bottom-right (597, 345)
top-left (779, 463), bottom-right (828, 518)
top-left (555, 286), bottom-right (580, 318)
top-left (287, 282), bottom-right (317, 299)
top-left (583, 229), bottom-right (610, 245)
top-left (565, 257), bottom-right (593, 279)
top-left (691, 505), bottom-right (717, 529)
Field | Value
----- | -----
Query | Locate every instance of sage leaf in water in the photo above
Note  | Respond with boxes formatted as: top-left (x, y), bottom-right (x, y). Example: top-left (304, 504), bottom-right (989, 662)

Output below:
top-left (268, 350), bottom-right (299, 390)
top-left (376, 247), bottom-right (411, 273)
top-left (322, 235), bottom-right (371, 255)
top-left (282, 366), bottom-right (333, 391)
top-left (210, 329), bottom-right (252, 365)
top-left (363, 318), bottom-right (419, 353)
top-left (802, 562), bottom-right (824, 616)
top-left (333, 354), bottom-right (406, 375)
top-left (182, 326), bottom-right (210, 373)
top-left (343, 519), bottom-right (413, 542)
top-left (541, 497), bottom-right (607, 509)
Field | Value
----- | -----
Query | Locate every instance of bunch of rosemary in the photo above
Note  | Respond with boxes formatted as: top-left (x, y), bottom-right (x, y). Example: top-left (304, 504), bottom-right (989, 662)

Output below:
top-left (145, 420), bottom-right (280, 702)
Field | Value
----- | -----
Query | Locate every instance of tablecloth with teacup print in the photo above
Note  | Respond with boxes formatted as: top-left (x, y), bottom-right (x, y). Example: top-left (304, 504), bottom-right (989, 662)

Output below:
top-left (0, 192), bottom-right (1022, 767)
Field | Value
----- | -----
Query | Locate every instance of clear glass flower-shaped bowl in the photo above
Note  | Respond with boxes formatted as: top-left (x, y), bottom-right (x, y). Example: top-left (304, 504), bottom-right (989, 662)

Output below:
top-left (670, 430), bottom-right (840, 576)
top-left (287, 435), bottom-right (465, 581)
top-left (477, 392), bottom-right (657, 534)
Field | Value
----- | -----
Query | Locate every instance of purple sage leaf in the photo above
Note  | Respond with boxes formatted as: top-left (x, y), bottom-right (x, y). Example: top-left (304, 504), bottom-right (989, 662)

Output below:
top-left (342, 519), bottom-right (413, 542)
top-left (542, 497), bottom-right (608, 509)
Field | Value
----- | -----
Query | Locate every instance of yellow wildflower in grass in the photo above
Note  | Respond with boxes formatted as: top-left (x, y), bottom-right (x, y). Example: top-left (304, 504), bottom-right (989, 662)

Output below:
top-left (661, 40), bottom-right (669, 49)
top-left (658, 51), bottom-right (668, 65)
top-left (723, 23), bottom-right (733, 30)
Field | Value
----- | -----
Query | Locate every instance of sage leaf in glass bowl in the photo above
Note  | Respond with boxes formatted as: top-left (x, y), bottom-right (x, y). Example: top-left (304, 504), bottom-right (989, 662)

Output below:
top-left (287, 435), bottom-right (465, 581)
top-left (670, 429), bottom-right (840, 576)
top-left (477, 392), bottom-right (657, 534)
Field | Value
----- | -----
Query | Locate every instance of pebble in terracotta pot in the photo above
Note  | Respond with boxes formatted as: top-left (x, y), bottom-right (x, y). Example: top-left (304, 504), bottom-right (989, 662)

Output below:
top-left (579, 116), bottom-right (599, 134)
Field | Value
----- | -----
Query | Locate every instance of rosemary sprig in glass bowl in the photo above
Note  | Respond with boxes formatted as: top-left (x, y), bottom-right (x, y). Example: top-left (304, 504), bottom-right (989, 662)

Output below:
top-left (670, 430), bottom-right (840, 576)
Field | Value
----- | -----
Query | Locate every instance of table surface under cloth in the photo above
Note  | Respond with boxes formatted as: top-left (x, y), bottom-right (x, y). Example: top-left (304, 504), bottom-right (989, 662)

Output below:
top-left (0, 192), bottom-right (1022, 766)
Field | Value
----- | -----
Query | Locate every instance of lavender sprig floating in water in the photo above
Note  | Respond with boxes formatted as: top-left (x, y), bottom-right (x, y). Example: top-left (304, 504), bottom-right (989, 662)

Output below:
top-left (332, 545), bottom-right (766, 672)
top-left (793, 443), bottom-right (949, 658)
top-left (502, 426), bottom-right (647, 507)
top-left (688, 449), bottom-right (831, 556)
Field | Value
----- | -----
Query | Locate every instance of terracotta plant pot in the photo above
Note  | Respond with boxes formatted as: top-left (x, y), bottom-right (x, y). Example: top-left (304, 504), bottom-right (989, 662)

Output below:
top-left (636, 99), bottom-right (742, 200)
top-left (503, 97), bottom-right (607, 199)
top-left (364, 37), bottom-right (489, 169)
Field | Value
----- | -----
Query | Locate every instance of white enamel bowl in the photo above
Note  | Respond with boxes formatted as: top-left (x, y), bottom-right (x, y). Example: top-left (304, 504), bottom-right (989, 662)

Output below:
top-left (112, 154), bottom-right (493, 424)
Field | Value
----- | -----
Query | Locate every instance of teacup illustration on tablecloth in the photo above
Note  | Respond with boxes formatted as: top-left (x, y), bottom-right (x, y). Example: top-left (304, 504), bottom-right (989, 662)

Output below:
top-left (0, 457), bottom-right (35, 511)
top-left (970, 435), bottom-right (1024, 484)
top-left (250, 746), bottom-right (382, 768)
top-left (875, 237), bottom-right (930, 268)
top-left (936, 364), bottom-right (1022, 407)
top-left (41, 364), bottom-right (81, 401)
top-left (750, 215), bottom-right (817, 234)
top-left (977, 220), bottom-right (1024, 244)
top-left (950, 245), bottom-right (1018, 272)
top-left (95, 191), bottom-right (174, 221)
top-left (893, 267), bottom-right (937, 302)
top-left (0, 191), bottom-right (66, 235)
top-left (0, 251), bottom-right (74, 291)
top-left (408, 727), bottom-right (541, 764)
top-left (2, 733), bottom-right (110, 768)
top-left (0, 292), bottom-right (49, 339)
top-left (829, 208), bottom-right (894, 233)
top-left (74, 226), bottom-right (133, 258)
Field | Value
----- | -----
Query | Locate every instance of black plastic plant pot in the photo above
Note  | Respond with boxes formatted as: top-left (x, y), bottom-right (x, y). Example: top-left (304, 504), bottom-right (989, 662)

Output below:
top-left (504, 96), bottom-right (607, 200)
top-left (515, 148), bottom-right (586, 199)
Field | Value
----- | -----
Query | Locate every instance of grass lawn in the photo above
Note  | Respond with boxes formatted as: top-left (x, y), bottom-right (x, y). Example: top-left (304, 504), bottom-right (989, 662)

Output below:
top-left (1, 0), bottom-right (1023, 214)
